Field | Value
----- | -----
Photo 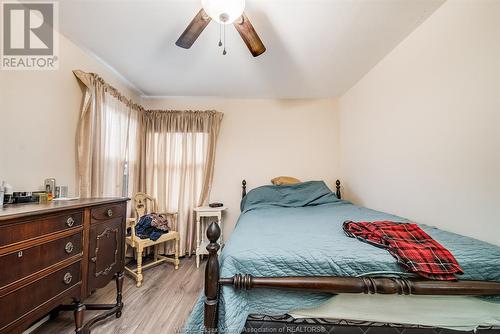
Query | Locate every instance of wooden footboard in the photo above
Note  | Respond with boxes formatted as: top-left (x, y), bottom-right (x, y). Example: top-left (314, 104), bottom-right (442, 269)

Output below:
top-left (204, 222), bottom-right (221, 333)
top-left (203, 222), bottom-right (500, 333)
top-left (219, 274), bottom-right (500, 296)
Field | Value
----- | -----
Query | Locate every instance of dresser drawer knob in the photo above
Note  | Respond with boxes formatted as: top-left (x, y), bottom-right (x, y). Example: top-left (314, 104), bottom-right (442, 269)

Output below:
top-left (63, 272), bottom-right (73, 285)
top-left (18, 251), bottom-right (23, 258)
top-left (65, 242), bottom-right (74, 254)
top-left (66, 217), bottom-right (75, 227)
top-left (107, 209), bottom-right (113, 217)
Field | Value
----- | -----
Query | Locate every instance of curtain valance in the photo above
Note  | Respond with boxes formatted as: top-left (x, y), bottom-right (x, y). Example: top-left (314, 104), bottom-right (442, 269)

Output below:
top-left (142, 110), bottom-right (221, 133)
top-left (73, 70), bottom-right (145, 112)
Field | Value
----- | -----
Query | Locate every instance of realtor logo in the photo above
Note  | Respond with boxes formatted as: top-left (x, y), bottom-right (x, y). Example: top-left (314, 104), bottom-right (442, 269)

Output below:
top-left (1, 1), bottom-right (59, 70)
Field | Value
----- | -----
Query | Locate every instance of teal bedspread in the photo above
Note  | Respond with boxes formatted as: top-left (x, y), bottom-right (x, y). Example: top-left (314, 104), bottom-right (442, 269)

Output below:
top-left (183, 181), bottom-right (500, 334)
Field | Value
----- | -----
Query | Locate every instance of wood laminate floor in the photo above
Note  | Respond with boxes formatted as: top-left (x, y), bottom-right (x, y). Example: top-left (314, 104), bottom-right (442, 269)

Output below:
top-left (36, 257), bottom-right (204, 334)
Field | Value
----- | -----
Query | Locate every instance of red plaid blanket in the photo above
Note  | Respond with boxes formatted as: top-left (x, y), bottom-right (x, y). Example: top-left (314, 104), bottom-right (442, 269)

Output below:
top-left (343, 221), bottom-right (463, 280)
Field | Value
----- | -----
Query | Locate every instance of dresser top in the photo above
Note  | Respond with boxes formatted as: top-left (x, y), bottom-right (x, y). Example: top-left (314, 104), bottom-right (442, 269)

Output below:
top-left (0, 198), bottom-right (128, 222)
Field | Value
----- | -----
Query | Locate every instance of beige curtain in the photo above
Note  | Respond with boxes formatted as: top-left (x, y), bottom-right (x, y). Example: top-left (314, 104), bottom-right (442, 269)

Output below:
top-left (137, 110), bottom-right (223, 255)
top-left (73, 70), bottom-right (140, 200)
top-left (74, 70), bottom-right (223, 256)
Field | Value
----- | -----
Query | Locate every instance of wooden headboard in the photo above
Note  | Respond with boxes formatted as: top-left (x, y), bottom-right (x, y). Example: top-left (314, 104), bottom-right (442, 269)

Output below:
top-left (241, 179), bottom-right (342, 200)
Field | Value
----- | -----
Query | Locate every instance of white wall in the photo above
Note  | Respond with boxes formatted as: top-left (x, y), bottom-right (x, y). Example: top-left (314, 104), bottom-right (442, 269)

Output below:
top-left (143, 98), bottom-right (341, 236)
top-left (0, 29), bottom-right (340, 238)
top-left (0, 32), bottom-right (140, 195)
top-left (339, 0), bottom-right (500, 245)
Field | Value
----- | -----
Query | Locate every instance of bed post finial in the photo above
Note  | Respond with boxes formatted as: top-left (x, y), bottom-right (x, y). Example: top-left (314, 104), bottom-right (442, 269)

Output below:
top-left (204, 222), bottom-right (221, 333)
top-left (242, 180), bottom-right (247, 199)
top-left (336, 180), bottom-right (341, 199)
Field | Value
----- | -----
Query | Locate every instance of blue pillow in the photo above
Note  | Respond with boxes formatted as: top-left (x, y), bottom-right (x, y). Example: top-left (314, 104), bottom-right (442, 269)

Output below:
top-left (241, 181), bottom-right (340, 212)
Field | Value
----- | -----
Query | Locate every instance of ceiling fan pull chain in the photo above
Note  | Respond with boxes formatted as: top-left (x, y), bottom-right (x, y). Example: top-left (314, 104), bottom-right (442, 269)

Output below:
top-left (223, 24), bottom-right (227, 55)
top-left (218, 24), bottom-right (222, 47)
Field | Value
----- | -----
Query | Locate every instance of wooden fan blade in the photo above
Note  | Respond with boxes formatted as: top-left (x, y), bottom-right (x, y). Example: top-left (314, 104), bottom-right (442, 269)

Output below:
top-left (233, 13), bottom-right (266, 57)
top-left (176, 8), bottom-right (211, 49)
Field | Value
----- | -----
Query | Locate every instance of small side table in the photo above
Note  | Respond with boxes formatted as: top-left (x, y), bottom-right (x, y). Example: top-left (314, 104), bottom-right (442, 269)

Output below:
top-left (194, 206), bottom-right (226, 268)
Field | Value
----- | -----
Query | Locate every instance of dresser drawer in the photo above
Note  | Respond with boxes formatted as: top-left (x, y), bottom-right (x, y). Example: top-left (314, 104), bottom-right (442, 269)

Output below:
top-left (91, 203), bottom-right (125, 223)
top-left (0, 261), bottom-right (81, 331)
top-left (0, 233), bottom-right (83, 288)
top-left (0, 211), bottom-right (83, 248)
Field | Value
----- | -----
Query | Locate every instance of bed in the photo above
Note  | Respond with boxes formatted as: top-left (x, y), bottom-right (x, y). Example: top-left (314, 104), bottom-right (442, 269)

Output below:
top-left (183, 180), bottom-right (500, 334)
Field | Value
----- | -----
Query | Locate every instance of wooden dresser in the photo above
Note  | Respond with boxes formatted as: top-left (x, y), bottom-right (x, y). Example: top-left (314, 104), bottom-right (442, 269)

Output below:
top-left (0, 198), bottom-right (128, 334)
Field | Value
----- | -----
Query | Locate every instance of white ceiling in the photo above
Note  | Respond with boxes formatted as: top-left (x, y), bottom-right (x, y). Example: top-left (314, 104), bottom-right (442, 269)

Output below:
top-left (59, 0), bottom-right (445, 98)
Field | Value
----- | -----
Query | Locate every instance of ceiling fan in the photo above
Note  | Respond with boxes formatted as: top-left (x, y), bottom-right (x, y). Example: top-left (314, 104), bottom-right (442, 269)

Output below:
top-left (175, 0), bottom-right (266, 57)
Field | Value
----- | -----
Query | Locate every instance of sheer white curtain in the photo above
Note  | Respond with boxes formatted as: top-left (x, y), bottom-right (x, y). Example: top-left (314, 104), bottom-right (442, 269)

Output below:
top-left (99, 96), bottom-right (138, 197)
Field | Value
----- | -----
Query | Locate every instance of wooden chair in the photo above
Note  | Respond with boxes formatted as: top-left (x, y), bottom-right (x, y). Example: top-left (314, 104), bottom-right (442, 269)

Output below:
top-left (125, 192), bottom-right (180, 287)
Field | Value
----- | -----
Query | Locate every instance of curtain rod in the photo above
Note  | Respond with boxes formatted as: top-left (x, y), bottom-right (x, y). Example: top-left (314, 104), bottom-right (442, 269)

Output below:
top-left (73, 70), bottom-right (218, 115)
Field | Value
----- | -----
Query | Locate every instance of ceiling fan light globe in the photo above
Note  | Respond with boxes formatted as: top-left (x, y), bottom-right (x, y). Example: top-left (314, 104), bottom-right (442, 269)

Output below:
top-left (201, 0), bottom-right (245, 24)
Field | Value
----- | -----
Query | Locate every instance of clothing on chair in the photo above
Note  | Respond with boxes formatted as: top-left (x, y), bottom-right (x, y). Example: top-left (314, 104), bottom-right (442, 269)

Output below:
top-left (135, 213), bottom-right (170, 241)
